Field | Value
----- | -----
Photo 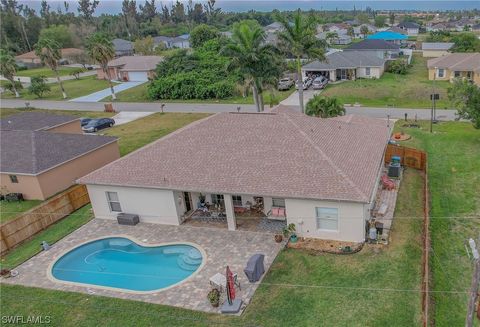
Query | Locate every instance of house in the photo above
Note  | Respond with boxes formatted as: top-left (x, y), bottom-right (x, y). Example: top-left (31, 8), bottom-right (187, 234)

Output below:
top-left (367, 31), bottom-right (408, 45)
top-left (386, 26), bottom-right (408, 35)
top-left (264, 22), bottom-right (283, 34)
top-left (344, 39), bottom-right (401, 60)
top-left (78, 110), bottom-right (390, 243)
top-left (302, 50), bottom-right (386, 81)
top-left (112, 39), bottom-right (134, 57)
top-left (421, 42), bottom-right (454, 57)
top-left (323, 23), bottom-right (350, 35)
top-left (353, 24), bottom-right (377, 38)
top-left (0, 112), bottom-right (119, 200)
top-left (15, 48), bottom-right (84, 67)
top-left (427, 22), bottom-right (449, 32)
top-left (96, 56), bottom-right (163, 82)
top-left (427, 53), bottom-right (480, 85)
top-left (153, 36), bottom-right (190, 49)
top-left (397, 21), bottom-right (420, 36)
top-left (317, 32), bottom-right (352, 45)
top-left (471, 24), bottom-right (480, 32)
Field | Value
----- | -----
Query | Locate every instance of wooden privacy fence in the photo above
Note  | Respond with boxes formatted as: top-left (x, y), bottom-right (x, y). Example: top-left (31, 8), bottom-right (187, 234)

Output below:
top-left (384, 144), bottom-right (427, 171)
top-left (0, 185), bottom-right (89, 255)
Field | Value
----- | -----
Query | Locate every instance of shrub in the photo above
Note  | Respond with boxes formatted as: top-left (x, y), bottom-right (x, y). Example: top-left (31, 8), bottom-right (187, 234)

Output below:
top-left (3, 80), bottom-right (23, 95)
top-left (387, 59), bottom-right (409, 75)
top-left (28, 76), bottom-right (51, 98)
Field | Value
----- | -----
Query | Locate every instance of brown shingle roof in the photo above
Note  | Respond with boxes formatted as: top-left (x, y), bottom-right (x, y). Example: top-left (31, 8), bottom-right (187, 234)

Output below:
top-left (0, 130), bottom-right (117, 175)
top-left (0, 112), bottom-right (78, 131)
top-left (427, 53), bottom-right (480, 72)
top-left (78, 111), bottom-right (389, 203)
top-left (107, 56), bottom-right (163, 71)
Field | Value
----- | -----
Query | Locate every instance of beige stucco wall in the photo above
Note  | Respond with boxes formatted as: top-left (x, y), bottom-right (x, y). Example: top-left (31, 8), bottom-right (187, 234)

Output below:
top-left (97, 67), bottom-right (119, 80)
top-left (428, 68), bottom-right (451, 81)
top-left (0, 174), bottom-right (43, 200)
top-left (422, 50), bottom-right (449, 58)
top-left (285, 198), bottom-right (367, 242)
top-left (86, 184), bottom-right (181, 225)
top-left (356, 66), bottom-right (383, 79)
top-left (46, 120), bottom-right (82, 134)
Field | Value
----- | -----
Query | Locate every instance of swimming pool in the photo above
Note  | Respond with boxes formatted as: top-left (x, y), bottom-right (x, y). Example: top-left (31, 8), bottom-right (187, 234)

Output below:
top-left (50, 237), bottom-right (204, 292)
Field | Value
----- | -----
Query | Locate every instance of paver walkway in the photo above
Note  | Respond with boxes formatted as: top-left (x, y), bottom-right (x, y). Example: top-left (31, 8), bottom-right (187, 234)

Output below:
top-left (69, 81), bottom-right (145, 102)
top-left (2, 219), bottom-right (283, 314)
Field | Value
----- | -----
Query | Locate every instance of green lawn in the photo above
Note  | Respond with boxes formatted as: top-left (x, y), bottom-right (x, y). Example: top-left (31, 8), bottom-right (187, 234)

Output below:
top-left (322, 54), bottom-right (452, 109)
top-left (1, 75), bottom-right (110, 101)
top-left (102, 82), bottom-right (295, 106)
top-left (0, 168), bottom-right (424, 326)
top-left (0, 108), bottom-right (114, 119)
top-left (0, 204), bottom-right (94, 270)
top-left (0, 200), bottom-right (42, 224)
top-left (103, 112), bottom-right (210, 156)
top-left (16, 66), bottom-right (81, 78)
top-left (394, 121), bottom-right (480, 326)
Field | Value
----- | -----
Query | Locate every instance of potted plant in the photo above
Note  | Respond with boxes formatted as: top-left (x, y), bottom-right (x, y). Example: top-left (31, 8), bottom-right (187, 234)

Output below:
top-left (207, 288), bottom-right (220, 307)
top-left (0, 269), bottom-right (11, 278)
top-left (274, 234), bottom-right (283, 243)
top-left (283, 223), bottom-right (297, 243)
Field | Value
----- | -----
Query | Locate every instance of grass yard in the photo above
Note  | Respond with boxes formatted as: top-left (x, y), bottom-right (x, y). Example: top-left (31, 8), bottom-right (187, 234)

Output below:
top-left (0, 200), bottom-right (42, 224)
top-left (102, 82), bottom-right (295, 106)
top-left (0, 169), bottom-right (424, 326)
top-left (15, 66), bottom-right (81, 78)
top-left (0, 204), bottom-right (94, 270)
top-left (322, 54), bottom-right (452, 109)
top-left (394, 121), bottom-right (480, 326)
top-left (103, 112), bottom-right (210, 156)
top-left (0, 108), bottom-right (113, 119)
top-left (0, 75), bottom-right (110, 101)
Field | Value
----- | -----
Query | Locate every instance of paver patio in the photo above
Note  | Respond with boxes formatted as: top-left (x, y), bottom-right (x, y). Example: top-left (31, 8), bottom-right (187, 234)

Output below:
top-left (1, 219), bottom-right (283, 314)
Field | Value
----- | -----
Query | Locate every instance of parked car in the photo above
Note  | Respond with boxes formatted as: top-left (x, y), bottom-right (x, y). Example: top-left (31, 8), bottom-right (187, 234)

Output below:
top-left (295, 78), bottom-right (312, 90)
top-left (278, 77), bottom-right (294, 91)
top-left (312, 76), bottom-right (329, 90)
top-left (82, 118), bottom-right (115, 133)
top-left (80, 117), bottom-right (93, 127)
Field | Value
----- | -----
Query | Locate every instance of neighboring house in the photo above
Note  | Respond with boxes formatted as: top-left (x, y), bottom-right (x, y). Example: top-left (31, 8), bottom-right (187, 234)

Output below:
top-left (264, 22), bottom-right (283, 34)
top-left (367, 31), bottom-right (408, 45)
top-left (427, 53), bottom-right (480, 86)
top-left (78, 109), bottom-right (390, 243)
top-left (317, 32), bottom-right (352, 45)
top-left (0, 112), bottom-right (119, 200)
top-left (153, 36), bottom-right (190, 49)
top-left (112, 39), bottom-right (134, 57)
top-left (427, 22), bottom-right (449, 32)
top-left (96, 56), bottom-right (163, 82)
top-left (471, 24), bottom-right (480, 32)
top-left (353, 24), bottom-right (377, 38)
top-left (323, 23), bottom-right (350, 35)
top-left (397, 22), bottom-right (420, 36)
top-left (15, 48), bottom-right (84, 67)
top-left (344, 39), bottom-right (401, 60)
top-left (302, 50), bottom-right (386, 81)
top-left (421, 42), bottom-right (454, 57)
top-left (386, 26), bottom-right (408, 35)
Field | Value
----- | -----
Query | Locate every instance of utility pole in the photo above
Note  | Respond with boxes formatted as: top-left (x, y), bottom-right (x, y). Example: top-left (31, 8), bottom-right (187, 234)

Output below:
top-left (466, 237), bottom-right (480, 327)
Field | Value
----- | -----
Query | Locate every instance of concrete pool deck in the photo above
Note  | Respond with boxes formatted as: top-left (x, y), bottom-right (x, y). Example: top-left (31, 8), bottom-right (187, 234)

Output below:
top-left (1, 218), bottom-right (284, 313)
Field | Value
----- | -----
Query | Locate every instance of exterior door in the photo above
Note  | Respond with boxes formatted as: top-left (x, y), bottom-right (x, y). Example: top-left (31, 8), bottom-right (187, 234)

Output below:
top-left (183, 192), bottom-right (192, 212)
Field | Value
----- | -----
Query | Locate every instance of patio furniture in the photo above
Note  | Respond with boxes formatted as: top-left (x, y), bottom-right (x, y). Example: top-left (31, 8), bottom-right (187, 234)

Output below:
top-left (117, 213), bottom-right (139, 226)
top-left (381, 175), bottom-right (395, 190)
top-left (376, 202), bottom-right (388, 217)
top-left (221, 298), bottom-right (242, 314)
top-left (209, 272), bottom-right (241, 292)
top-left (266, 207), bottom-right (287, 221)
top-left (5, 193), bottom-right (23, 201)
top-left (244, 254), bottom-right (265, 283)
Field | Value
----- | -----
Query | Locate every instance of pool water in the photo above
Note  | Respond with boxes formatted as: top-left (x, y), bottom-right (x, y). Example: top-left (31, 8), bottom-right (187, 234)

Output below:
top-left (51, 237), bottom-right (203, 292)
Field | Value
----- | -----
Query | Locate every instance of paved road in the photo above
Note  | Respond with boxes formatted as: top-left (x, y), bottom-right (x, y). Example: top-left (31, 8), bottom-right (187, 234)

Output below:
top-left (69, 81), bottom-right (145, 102)
top-left (0, 98), bottom-right (458, 120)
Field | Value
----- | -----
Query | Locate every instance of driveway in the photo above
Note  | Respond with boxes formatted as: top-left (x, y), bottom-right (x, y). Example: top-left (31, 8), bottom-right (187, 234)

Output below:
top-left (111, 111), bottom-right (155, 125)
top-left (281, 89), bottom-right (321, 106)
top-left (69, 81), bottom-right (145, 103)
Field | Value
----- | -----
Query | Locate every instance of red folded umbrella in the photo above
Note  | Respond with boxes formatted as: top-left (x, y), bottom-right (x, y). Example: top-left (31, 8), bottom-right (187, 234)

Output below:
top-left (226, 266), bottom-right (235, 305)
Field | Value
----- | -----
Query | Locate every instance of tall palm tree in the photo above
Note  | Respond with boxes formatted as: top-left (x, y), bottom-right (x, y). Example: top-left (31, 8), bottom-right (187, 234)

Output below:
top-left (0, 50), bottom-right (20, 97)
top-left (277, 9), bottom-right (326, 113)
top-left (305, 94), bottom-right (345, 118)
top-left (35, 38), bottom-right (67, 99)
top-left (223, 21), bottom-right (279, 112)
top-left (86, 33), bottom-right (117, 100)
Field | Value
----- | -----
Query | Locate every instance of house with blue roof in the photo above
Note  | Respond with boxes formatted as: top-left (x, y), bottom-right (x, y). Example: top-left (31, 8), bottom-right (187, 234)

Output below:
top-left (367, 31), bottom-right (408, 45)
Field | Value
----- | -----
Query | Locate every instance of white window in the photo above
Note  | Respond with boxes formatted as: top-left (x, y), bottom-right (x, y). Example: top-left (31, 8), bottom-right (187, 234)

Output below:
top-left (316, 207), bottom-right (338, 231)
top-left (9, 175), bottom-right (18, 183)
top-left (365, 67), bottom-right (371, 76)
top-left (106, 191), bottom-right (122, 212)
top-left (272, 198), bottom-right (285, 208)
top-left (211, 194), bottom-right (224, 206)
top-left (437, 68), bottom-right (444, 78)
top-left (232, 195), bottom-right (242, 207)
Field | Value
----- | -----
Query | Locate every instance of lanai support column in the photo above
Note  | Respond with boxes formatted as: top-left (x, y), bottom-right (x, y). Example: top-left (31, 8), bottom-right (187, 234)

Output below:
top-left (224, 194), bottom-right (237, 231)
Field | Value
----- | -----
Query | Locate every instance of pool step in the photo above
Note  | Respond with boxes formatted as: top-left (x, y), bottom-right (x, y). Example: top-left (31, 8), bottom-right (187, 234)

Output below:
top-left (177, 256), bottom-right (200, 271)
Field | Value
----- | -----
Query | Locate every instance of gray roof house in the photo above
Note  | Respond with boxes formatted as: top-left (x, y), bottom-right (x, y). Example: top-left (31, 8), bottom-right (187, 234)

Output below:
top-left (302, 51), bottom-right (386, 81)
top-left (397, 22), bottom-right (420, 35)
top-left (112, 39), bottom-right (134, 57)
top-left (421, 42), bottom-right (454, 57)
top-left (0, 111), bottom-right (79, 132)
top-left (344, 39), bottom-right (401, 60)
top-left (153, 36), bottom-right (190, 49)
top-left (78, 109), bottom-right (390, 242)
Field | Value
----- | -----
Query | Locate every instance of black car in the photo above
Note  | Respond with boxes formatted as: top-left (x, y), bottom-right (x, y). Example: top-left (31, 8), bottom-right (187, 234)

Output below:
top-left (80, 117), bottom-right (93, 127)
top-left (82, 118), bottom-right (115, 133)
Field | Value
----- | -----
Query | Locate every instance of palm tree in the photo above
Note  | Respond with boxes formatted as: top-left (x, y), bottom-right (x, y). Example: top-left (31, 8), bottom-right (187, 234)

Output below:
top-left (86, 33), bottom-right (117, 100)
top-left (305, 95), bottom-right (345, 118)
top-left (35, 38), bottom-right (67, 99)
top-left (326, 31), bottom-right (339, 44)
top-left (223, 21), bottom-right (279, 112)
top-left (0, 50), bottom-right (20, 97)
top-left (277, 9), bottom-right (326, 113)
top-left (360, 25), bottom-right (370, 39)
